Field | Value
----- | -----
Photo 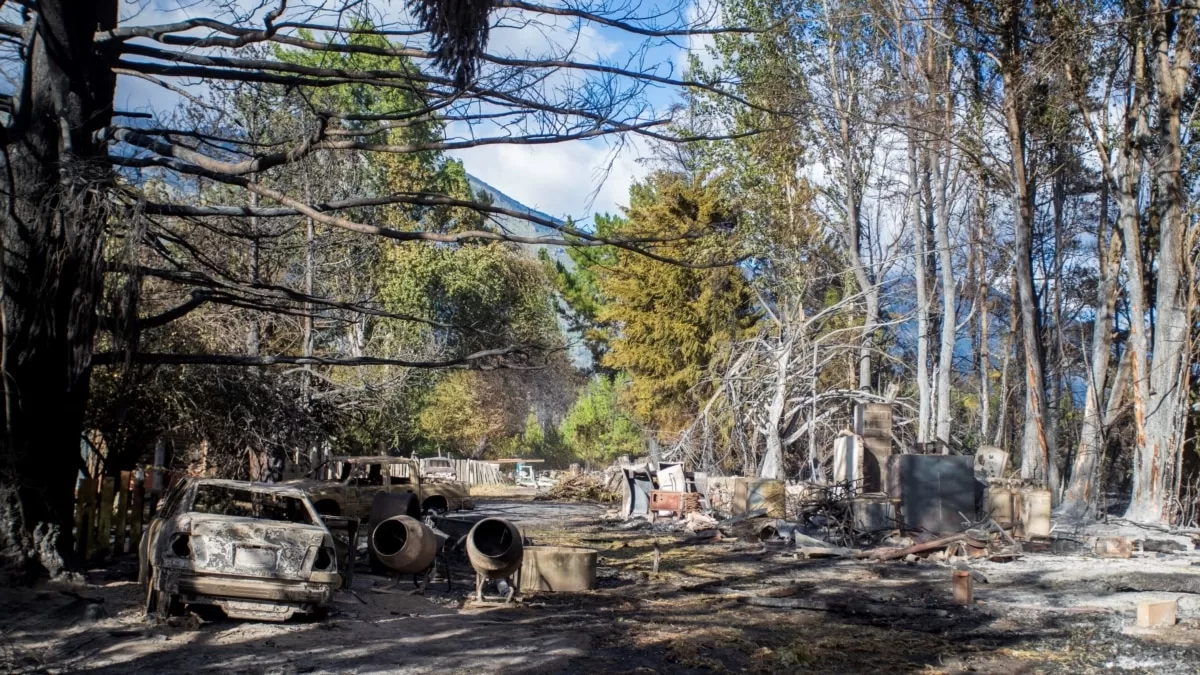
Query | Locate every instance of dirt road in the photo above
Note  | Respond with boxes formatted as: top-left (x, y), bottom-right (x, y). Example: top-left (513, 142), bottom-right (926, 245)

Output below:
top-left (2, 499), bottom-right (1199, 674)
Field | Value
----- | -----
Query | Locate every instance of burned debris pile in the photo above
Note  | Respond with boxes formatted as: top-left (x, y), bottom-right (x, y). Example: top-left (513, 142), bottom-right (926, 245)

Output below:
top-left (535, 474), bottom-right (620, 504)
top-left (610, 403), bottom-right (1198, 571)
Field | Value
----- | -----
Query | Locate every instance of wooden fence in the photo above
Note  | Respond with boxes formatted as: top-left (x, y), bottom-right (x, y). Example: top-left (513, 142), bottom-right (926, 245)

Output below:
top-left (74, 472), bottom-right (147, 560)
top-left (386, 459), bottom-right (510, 485)
top-left (447, 459), bottom-right (508, 485)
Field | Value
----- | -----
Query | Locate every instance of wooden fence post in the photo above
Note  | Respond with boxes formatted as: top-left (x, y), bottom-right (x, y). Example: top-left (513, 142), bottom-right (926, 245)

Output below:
top-left (131, 480), bottom-right (145, 554)
top-left (114, 471), bottom-right (131, 554)
top-left (74, 477), bottom-right (94, 557)
top-left (97, 477), bottom-right (116, 557)
top-left (82, 479), bottom-right (98, 559)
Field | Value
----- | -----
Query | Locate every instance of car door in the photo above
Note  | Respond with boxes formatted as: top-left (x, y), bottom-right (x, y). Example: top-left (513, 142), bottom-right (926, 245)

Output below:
top-left (348, 463), bottom-right (389, 519)
top-left (139, 479), bottom-right (190, 585)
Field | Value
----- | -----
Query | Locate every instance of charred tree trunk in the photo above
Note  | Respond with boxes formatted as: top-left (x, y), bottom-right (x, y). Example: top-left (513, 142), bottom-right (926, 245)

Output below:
top-left (0, 0), bottom-right (118, 583)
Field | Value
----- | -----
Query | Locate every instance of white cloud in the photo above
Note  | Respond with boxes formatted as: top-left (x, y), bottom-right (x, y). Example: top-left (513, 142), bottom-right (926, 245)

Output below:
top-left (450, 135), bottom-right (648, 221)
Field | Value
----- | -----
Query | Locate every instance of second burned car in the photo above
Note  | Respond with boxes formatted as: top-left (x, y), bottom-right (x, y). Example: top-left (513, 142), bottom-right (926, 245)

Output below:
top-left (287, 456), bottom-right (474, 521)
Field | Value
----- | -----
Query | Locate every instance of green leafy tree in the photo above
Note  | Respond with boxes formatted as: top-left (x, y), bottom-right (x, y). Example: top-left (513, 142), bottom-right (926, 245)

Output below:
top-left (559, 375), bottom-right (644, 467)
top-left (539, 214), bottom-right (622, 370)
top-left (597, 172), bottom-right (760, 433)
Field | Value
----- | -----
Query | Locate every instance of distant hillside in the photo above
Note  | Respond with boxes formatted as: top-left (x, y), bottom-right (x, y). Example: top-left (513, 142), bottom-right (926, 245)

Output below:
top-left (466, 174), bottom-right (590, 369)
top-left (467, 174), bottom-right (572, 269)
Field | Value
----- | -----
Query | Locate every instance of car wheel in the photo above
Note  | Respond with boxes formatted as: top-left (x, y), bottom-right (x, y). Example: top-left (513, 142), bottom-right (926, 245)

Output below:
top-left (144, 567), bottom-right (182, 619)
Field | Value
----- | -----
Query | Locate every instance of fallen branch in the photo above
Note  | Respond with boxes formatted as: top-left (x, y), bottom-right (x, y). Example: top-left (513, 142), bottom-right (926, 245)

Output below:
top-left (859, 534), bottom-right (967, 561)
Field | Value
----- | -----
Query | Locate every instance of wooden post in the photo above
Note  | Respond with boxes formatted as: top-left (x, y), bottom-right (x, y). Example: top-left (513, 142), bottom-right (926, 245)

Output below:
top-left (131, 480), bottom-right (145, 554)
top-left (74, 477), bottom-right (94, 557)
top-left (114, 471), bottom-right (131, 554)
top-left (952, 570), bottom-right (973, 605)
top-left (97, 477), bottom-right (116, 557)
top-left (82, 478), bottom-right (99, 559)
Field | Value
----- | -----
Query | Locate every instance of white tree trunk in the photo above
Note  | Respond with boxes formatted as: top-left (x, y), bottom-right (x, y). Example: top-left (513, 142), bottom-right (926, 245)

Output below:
top-left (1125, 1), bottom-right (1194, 523)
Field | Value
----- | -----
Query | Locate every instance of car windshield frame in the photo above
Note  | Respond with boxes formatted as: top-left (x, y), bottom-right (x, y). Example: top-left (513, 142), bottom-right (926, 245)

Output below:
top-left (188, 484), bottom-right (317, 525)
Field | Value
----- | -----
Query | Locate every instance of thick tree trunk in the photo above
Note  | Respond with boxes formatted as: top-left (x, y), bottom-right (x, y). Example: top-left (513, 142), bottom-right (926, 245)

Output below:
top-left (1060, 218), bottom-right (1122, 518)
top-left (909, 135), bottom-right (932, 445)
top-left (1126, 1), bottom-right (1195, 523)
top-left (975, 176), bottom-right (990, 442)
top-left (845, 176), bottom-right (877, 393)
top-left (1002, 79), bottom-right (1053, 488)
top-left (993, 269), bottom-right (1018, 448)
top-left (759, 340), bottom-right (789, 480)
top-left (0, 0), bottom-right (118, 583)
top-left (932, 144), bottom-right (955, 450)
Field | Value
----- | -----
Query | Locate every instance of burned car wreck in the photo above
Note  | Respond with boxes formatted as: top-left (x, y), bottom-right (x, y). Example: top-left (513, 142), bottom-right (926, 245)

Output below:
top-left (139, 479), bottom-right (341, 621)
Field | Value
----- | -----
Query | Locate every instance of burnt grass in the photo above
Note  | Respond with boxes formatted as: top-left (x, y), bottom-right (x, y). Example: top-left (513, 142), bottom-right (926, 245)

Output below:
top-left (1, 498), bottom-right (1198, 674)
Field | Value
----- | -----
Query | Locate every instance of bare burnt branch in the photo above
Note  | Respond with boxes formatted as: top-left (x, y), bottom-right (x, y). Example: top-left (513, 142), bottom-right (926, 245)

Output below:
top-left (132, 265), bottom-right (506, 335)
top-left (91, 345), bottom-right (532, 369)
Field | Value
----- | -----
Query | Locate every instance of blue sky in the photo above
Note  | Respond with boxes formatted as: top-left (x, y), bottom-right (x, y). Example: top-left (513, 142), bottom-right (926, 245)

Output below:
top-left (109, 0), bottom-right (713, 224)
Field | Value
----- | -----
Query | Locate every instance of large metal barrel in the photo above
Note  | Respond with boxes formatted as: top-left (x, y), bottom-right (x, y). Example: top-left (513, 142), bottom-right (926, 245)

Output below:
top-left (465, 517), bottom-right (523, 579)
top-left (370, 515), bottom-right (437, 574)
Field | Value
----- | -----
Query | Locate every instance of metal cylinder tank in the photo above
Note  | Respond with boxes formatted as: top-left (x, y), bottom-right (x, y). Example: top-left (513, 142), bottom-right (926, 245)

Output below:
top-left (518, 546), bottom-right (597, 593)
top-left (466, 517), bottom-right (523, 579)
top-left (370, 515), bottom-right (437, 574)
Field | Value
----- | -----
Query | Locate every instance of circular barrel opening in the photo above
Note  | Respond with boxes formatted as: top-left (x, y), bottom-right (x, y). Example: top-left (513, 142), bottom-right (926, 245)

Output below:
top-left (373, 519), bottom-right (410, 556)
top-left (472, 519), bottom-right (516, 558)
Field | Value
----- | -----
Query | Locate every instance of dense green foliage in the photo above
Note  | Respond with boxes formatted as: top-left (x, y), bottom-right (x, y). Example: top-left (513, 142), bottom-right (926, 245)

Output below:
top-left (595, 172), bottom-right (760, 432)
top-left (558, 375), bottom-right (643, 467)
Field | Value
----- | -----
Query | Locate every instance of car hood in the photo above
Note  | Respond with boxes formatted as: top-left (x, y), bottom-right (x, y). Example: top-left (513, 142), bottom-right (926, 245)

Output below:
top-left (280, 478), bottom-right (334, 491)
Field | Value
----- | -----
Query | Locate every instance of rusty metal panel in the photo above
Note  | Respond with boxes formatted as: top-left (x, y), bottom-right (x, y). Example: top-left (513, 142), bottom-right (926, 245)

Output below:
top-left (650, 490), bottom-right (683, 512)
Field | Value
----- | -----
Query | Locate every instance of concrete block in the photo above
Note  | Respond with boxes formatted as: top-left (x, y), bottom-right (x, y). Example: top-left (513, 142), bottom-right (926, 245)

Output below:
top-left (1137, 600), bottom-right (1177, 627)
top-left (519, 546), bottom-right (597, 592)
top-left (851, 497), bottom-right (896, 532)
top-left (985, 485), bottom-right (1015, 527)
top-left (857, 403), bottom-right (893, 492)
top-left (1094, 536), bottom-right (1133, 558)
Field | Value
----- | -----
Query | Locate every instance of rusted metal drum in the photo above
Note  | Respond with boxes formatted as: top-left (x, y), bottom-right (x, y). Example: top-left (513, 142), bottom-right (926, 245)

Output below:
top-left (370, 515), bottom-right (437, 574)
top-left (466, 517), bottom-right (523, 579)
